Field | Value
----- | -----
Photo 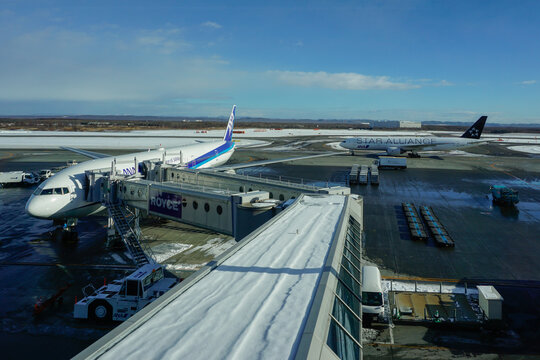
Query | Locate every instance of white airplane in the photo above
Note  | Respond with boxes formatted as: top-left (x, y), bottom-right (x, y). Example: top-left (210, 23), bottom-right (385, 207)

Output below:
top-left (25, 105), bottom-right (338, 225)
top-left (339, 116), bottom-right (488, 156)
top-left (25, 106), bottom-right (239, 222)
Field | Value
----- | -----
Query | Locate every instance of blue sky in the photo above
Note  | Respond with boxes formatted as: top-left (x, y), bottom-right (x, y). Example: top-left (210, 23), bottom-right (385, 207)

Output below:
top-left (0, 0), bottom-right (539, 123)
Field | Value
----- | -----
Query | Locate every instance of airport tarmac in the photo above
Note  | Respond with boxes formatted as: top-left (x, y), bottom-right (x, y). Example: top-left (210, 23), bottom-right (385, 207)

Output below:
top-left (1, 141), bottom-right (540, 359)
top-left (0, 150), bottom-right (234, 359)
top-left (232, 143), bottom-right (540, 358)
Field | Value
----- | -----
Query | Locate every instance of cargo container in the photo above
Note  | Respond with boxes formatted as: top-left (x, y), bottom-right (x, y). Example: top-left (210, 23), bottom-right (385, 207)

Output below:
top-left (374, 156), bottom-right (407, 169)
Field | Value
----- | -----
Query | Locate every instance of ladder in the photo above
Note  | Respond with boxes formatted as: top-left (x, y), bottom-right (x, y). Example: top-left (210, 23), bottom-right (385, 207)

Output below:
top-left (107, 203), bottom-right (154, 267)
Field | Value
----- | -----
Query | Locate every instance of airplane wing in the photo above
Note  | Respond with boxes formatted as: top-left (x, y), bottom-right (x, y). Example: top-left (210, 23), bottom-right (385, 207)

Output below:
top-left (215, 152), bottom-right (342, 171)
top-left (60, 147), bottom-right (111, 159)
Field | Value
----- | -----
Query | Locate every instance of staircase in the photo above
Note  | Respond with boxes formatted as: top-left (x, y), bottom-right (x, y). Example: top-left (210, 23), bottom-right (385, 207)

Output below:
top-left (107, 203), bottom-right (153, 267)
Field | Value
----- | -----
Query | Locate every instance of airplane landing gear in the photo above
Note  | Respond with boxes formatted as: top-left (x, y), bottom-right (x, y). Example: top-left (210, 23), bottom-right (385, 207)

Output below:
top-left (408, 152), bottom-right (421, 158)
top-left (52, 218), bottom-right (79, 242)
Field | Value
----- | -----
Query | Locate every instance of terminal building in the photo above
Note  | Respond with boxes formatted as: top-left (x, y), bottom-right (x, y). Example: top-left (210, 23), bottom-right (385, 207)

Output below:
top-left (399, 120), bottom-right (422, 129)
top-left (75, 192), bottom-right (364, 360)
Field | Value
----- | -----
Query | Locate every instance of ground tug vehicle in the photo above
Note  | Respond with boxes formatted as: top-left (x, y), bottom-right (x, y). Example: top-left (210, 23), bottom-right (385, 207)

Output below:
top-left (74, 264), bottom-right (177, 322)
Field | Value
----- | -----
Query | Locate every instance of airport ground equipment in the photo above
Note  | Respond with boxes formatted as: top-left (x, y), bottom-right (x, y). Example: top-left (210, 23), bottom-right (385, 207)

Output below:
top-left (349, 164), bottom-right (359, 184)
top-left (374, 156), bottom-right (407, 169)
top-left (370, 164), bottom-right (379, 185)
top-left (419, 205), bottom-right (454, 247)
top-left (107, 203), bottom-right (153, 267)
top-left (402, 203), bottom-right (428, 241)
top-left (34, 283), bottom-right (72, 316)
top-left (74, 264), bottom-right (176, 322)
top-left (0, 171), bottom-right (40, 187)
top-left (490, 185), bottom-right (519, 206)
top-left (359, 165), bottom-right (369, 185)
top-left (387, 279), bottom-right (482, 325)
top-left (477, 285), bottom-right (503, 320)
top-left (38, 169), bottom-right (52, 180)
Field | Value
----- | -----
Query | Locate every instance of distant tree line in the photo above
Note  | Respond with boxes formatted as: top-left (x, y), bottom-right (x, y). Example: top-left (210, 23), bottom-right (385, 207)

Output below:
top-left (0, 117), bottom-right (538, 134)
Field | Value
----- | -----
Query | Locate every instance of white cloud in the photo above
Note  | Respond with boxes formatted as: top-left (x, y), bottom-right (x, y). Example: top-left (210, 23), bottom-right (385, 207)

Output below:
top-left (269, 70), bottom-right (420, 90)
top-left (201, 21), bottom-right (222, 29)
top-left (136, 28), bottom-right (189, 54)
top-left (434, 79), bottom-right (453, 87)
top-left (519, 80), bottom-right (536, 85)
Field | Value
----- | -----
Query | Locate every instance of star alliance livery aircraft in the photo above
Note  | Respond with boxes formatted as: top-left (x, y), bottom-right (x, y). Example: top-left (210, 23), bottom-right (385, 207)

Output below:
top-left (26, 106), bottom-right (241, 221)
top-left (340, 116), bottom-right (488, 156)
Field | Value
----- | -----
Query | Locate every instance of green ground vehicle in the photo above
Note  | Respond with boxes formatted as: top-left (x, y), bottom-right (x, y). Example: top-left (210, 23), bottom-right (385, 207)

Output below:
top-left (490, 185), bottom-right (519, 206)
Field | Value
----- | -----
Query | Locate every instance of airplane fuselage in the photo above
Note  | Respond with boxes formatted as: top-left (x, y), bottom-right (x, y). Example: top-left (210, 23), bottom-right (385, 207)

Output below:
top-left (340, 136), bottom-right (483, 153)
top-left (25, 140), bottom-right (235, 220)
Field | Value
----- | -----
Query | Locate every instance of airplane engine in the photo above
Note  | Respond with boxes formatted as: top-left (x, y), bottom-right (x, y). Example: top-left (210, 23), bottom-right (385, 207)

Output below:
top-left (386, 147), bottom-right (402, 155)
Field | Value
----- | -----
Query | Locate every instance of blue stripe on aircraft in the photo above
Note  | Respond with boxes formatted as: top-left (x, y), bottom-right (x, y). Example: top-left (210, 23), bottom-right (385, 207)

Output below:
top-left (187, 142), bottom-right (234, 169)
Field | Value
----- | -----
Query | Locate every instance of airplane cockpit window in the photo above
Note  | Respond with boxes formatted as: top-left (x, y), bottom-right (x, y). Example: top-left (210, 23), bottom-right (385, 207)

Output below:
top-left (35, 187), bottom-right (69, 196)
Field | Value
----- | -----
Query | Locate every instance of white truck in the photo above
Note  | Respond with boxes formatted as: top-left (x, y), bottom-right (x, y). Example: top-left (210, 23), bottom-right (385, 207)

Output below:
top-left (374, 156), bottom-right (407, 169)
top-left (0, 171), bottom-right (40, 187)
top-left (361, 265), bottom-right (384, 323)
top-left (38, 169), bottom-right (52, 180)
top-left (74, 264), bottom-right (177, 322)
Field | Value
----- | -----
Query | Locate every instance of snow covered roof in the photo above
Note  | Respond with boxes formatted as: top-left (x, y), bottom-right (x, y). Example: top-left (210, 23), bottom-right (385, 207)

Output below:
top-left (77, 194), bottom-right (358, 360)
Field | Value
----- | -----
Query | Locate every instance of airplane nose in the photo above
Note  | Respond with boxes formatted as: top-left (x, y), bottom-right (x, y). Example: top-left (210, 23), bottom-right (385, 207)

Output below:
top-left (25, 196), bottom-right (49, 219)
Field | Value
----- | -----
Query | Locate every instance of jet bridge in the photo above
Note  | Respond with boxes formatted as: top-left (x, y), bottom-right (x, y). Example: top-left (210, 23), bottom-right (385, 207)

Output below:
top-left (101, 163), bottom-right (349, 240)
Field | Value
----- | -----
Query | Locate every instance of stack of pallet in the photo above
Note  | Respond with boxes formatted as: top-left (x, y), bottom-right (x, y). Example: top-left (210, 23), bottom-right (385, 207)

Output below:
top-left (402, 203), bottom-right (428, 241)
top-left (419, 205), bottom-right (455, 247)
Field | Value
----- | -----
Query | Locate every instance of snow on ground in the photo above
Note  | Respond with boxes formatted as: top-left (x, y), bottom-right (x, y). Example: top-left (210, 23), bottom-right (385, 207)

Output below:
top-left (182, 237), bottom-right (236, 258)
top-left (0, 133), bottom-right (268, 150)
top-left (420, 150), bottom-right (488, 157)
top-left (151, 243), bottom-right (193, 263)
top-left (263, 139), bottom-right (328, 152)
top-left (383, 280), bottom-right (479, 295)
top-left (362, 328), bottom-right (380, 344)
top-left (507, 145), bottom-right (540, 154)
top-left (100, 195), bottom-right (346, 360)
top-left (164, 263), bottom-right (208, 272)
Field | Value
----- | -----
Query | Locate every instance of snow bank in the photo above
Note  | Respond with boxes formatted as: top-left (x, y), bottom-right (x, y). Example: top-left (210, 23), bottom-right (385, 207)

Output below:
top-left (100, 195), bottom-right (346, 360)
top-left (383, 280), bottom-right (479, 295)
top-left (507, 145), bottom-right (540, 154)
top-left (151, 243), bottom-right (193, 263)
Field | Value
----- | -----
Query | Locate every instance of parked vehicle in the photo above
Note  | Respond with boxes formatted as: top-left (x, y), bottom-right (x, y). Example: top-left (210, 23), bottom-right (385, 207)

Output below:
top-left (490, 185), bottom-right (519, 206)
top-left (74, 264), bottom-right (177, 322)
top-left (38, 169), bottom-right (52, 180)
top-left (374, 156), bottom-right (407, 169)
top-left (362, 265), bottom-right (384, 323)
top-left (0, 171), bottom-right (40, 187)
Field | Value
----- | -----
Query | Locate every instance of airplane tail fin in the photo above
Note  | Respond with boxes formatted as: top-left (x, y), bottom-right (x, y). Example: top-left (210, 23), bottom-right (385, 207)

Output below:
top-left (223, 105), bottom-right (236, 142)
top-left (461, 116), bottom-right (487, 139)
